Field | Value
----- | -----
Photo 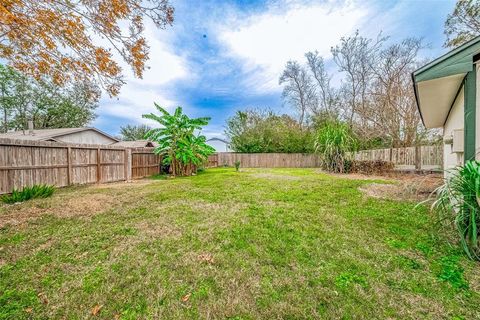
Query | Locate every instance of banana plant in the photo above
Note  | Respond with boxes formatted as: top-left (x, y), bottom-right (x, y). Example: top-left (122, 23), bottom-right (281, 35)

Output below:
top-left (142, 103), bottom-right (214, 177)
top-left (179, 134), bottom-right (216, 174)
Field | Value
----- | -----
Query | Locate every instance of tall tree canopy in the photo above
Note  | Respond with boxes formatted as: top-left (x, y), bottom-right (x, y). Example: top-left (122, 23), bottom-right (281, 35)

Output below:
top-left (0, 64), bottom-right (99, 132)
top-left (0, 0), bottom-right (174, 96)
top-left (305, 51), bottom-right (338, 116)
top-left (120, 124), bottom-right (152, 141)
top-left (444, 0), bottom-right (480, 48)
top-left (279, 32), bottom-right (431, 148)
top-left (279, 61), bottom-right (316, 126)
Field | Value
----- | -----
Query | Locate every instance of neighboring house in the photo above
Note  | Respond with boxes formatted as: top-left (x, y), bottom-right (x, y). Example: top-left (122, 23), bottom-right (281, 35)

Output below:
top-left (207, 137), bottom-right (231, 152)
top-left (412, 36), bottom-right (480, 172)
top-left (0, 125), bottom-right (119, 145)
top-left (112, 140), bottom-right (157, 148)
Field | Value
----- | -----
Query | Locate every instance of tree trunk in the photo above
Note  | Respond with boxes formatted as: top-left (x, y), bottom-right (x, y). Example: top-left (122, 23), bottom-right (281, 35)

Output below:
top-left (171, 157), bottom-right (176, 177)
top-left (1, 83), bottom-right (7, 133)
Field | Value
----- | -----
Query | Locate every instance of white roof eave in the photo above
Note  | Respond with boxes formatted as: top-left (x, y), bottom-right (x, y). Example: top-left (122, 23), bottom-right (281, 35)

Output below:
top-left (416, 73), bottom-right (465, 128)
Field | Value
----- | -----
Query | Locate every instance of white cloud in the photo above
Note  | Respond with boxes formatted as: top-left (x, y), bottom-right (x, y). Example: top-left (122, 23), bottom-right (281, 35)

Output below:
top-left (219, 0), bottom-right (369, 92)
top-left (98, 84), bottom-right (178, 125)
top-left (134, 24), bottom-right (189, 86)
top-left (97, 21), bottom-right (189, 128)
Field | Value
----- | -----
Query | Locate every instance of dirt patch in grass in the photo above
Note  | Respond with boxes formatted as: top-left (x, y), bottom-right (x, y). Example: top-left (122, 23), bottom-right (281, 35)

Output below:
top-left (324, 171), bottom-right (393, 180)
top-left (359, 183), bottom-right (403, 200)
top-left (108, 220), bottom-right (183, 258)
top-left (372, 283), bottom-right (447, 319)
top-left (0, 180), bottom-right (157, 228)
top-left (134, 219), bottom-right (183, 239)
top-left (0, 193), bottom-right (118, 228)
top-left (251, 172), bottom-right (301, 180)
top-left (358, 174), bottom-right (442, 201)
top-left (91, 179), bottom-right (154, 190)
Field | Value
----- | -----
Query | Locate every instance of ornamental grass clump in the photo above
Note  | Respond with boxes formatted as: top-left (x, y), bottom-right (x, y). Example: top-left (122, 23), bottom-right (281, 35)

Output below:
top-left (314, 120), bottom-right (357, 173)
top-left (432, 160), bottom-right (480, 260)
top-left (1, 184), bottom-right (55, 204)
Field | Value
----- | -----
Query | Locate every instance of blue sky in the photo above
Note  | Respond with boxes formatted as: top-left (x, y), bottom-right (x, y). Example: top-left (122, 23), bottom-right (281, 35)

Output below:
top-left (94, 0), bottom-right (456, 141)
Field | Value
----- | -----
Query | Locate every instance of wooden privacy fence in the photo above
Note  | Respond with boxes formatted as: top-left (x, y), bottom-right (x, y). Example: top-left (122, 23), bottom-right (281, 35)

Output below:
top-left (352, 145), bottom-right (443, 170)
top-left (207, 145), bottom-right (443, 170)
top-left (208, 153), bottom-right (323, 168)
top-left (0, 138), bottom-right (161, 194)
top-left (131, 148), bottom-right (162, 179)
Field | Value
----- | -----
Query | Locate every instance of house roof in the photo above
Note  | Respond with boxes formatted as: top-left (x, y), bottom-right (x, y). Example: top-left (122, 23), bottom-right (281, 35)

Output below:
top-left (412, 36), bottom-right (480, 128)
top-left (0, 127), bottom-right (119, 142)
top-left (112, 140), bottom-right (157, 148)
top-left (206, 137), bottom-right (230, 144)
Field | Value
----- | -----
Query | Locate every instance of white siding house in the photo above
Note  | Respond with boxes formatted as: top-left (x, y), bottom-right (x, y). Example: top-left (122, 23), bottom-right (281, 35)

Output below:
top-left (0, 127), bottom-right (119, 145)
top-left (413, 36), bottom-right (480, 173)
top-left (443, 88), bottom-right (464, 169)
top-left (207, 137), bottom-right (231, 152)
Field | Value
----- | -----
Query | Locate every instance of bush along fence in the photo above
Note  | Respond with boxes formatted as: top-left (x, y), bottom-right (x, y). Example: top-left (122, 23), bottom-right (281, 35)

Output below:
top-left (0, 138), bottom-right (161, 194)
top-left (207, 145), bottom-right (443, 171)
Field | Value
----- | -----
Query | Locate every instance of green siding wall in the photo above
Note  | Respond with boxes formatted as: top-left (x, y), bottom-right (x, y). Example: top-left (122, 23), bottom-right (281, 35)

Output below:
top-left (464, 68), bottom-right (477, 162)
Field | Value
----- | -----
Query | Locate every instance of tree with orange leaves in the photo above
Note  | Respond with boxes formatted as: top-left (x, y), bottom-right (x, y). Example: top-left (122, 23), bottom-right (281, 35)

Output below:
top-left (0, 0), bottom-right (174, 96)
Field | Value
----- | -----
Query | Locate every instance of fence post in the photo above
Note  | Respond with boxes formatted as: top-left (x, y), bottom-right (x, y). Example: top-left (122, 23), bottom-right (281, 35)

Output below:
top-left (96, 147), bottom-right (101, 183)
top-left (67, 147), bottom-right (72, 186)
top-left (158, 154), bottom-right (162, 175)
top-left (415, 145), bottom-right (421, 171)
top-left (124, 149), bottom-right (128, 181)
top-left (125, 148), bottom-right (132, 181)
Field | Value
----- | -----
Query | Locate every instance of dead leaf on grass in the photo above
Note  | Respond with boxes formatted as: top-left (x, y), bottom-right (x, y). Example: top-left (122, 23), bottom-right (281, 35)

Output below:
top-left (181, 293), bottom-right (191, 302)
top-left (37, 292), bottom-right (48, 305)
top-left (91, 304), bottom-right (103, 316)
top-left (198, 253), bottom-right (215, 264)
top-left (24, 307), bottom-right (32, 314)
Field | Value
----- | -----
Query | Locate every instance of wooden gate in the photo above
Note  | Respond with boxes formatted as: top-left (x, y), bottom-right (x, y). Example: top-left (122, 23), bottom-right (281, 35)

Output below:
top-left (131, 148), bottom-right (162, 179)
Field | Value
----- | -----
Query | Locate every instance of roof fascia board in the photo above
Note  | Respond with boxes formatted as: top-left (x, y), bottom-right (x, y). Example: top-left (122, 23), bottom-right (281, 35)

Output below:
top-left (89, 127), bottom-right (120, 142)
top-left (415, 60), bottom-right (472, 82)
top-left (414, 36), bottom-right (480, 77)
top-left (39, 127), bottom-right (90, 140)
top-left (411, 73), bottom-right (425, 127)
top-left (53, 127), bottom-right (119, 142)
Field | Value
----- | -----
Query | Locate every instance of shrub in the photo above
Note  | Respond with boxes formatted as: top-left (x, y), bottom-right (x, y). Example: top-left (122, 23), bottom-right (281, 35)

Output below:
top-left (348, 160), bottom-right (394, 174)
top-left (234, 160), bottom-right (241, 172)
top-left (432, 160), bottom-right (480, 260)
top-left (315, 120), bottom-right (357, 173)
top-left (1, 184), bottom-right (55, 204)
top-left (225, 109), bottom-right (315, 153)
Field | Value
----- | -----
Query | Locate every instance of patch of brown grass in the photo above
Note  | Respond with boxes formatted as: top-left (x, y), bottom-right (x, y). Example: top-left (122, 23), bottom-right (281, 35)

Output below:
top-left (372, 283), bottom-right (448, 319)
top-left (0, 180), bottom-right (159, 228)
top-left (251, 172), bottom-right (301, 180)
top-left (357, 174), bottom-right (442, 201)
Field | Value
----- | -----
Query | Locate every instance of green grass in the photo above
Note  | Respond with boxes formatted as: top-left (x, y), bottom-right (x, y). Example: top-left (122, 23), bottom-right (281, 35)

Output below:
top-left (0, 168), bottom-right (479, 319)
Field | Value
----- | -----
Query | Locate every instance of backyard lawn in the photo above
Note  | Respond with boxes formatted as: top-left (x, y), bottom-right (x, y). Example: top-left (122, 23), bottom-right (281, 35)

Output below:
top-left (1, 168), bottom-right (479, 319)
